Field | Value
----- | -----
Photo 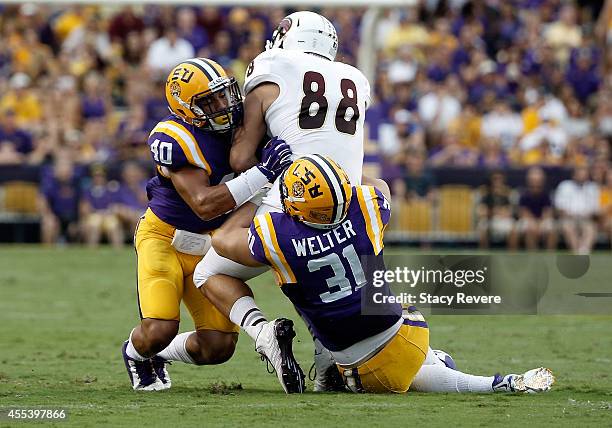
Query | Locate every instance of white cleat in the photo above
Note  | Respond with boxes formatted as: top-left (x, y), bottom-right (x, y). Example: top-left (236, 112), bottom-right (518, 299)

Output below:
top-left (493, 367), bottom-right (555, 393)
top-left (255, 318), bottom-right (305, 393)
top-left (152, 356), bottom-right (172, 390)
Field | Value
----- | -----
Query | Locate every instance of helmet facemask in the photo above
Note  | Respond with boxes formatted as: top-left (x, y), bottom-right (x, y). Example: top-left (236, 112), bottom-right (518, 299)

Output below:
top-left (266, 17), bottom-right (293, 50)
top-left (189, 76), bottom-right (243, 132)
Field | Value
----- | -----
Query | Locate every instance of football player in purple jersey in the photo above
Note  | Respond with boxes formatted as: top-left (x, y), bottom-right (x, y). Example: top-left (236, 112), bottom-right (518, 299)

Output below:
top-left (121, 58), bottom-right (295, 391)
top-left (204, 156), bottom-right (555, 394)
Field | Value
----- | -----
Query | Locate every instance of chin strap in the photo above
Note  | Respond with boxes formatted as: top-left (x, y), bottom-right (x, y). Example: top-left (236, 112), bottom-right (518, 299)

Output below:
top-left (302, 217), bottom-right (346, 230)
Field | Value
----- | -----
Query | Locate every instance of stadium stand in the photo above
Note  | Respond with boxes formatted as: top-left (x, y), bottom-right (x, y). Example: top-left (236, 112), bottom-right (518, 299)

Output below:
top-left (0, 2), bottom-right (610, 251)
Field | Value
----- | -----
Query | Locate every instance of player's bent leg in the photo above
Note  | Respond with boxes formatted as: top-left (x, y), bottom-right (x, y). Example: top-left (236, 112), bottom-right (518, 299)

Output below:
top-left (202, 274), bottom-right (305, 393)
top-left (193, 246), bottom-right (267, 289)
top-left (132, 319), bottom-right (179, 356)
top-left (186, 330), bottom-right (238, 365)
top-left (193, 248), bottom-right (267, 344)
top-left (123, 213), bottom-right (186, 390)
top-left (163, 274), bottom-right (240, 366)
top-left (194, 244), bottom-right (304, 393)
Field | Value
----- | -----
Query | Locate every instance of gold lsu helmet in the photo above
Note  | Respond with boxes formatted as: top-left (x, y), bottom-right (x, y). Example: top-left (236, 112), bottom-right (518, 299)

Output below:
top-left (165, 58), bottom-right (243, 132)
top-left (280, 154), bottom-right (352, 229)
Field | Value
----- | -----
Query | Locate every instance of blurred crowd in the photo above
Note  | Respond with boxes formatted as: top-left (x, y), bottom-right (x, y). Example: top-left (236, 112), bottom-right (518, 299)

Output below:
top-left (0, 1), bottom-right (610, 249)
top-left (474, 166), bottom-right (610, 253)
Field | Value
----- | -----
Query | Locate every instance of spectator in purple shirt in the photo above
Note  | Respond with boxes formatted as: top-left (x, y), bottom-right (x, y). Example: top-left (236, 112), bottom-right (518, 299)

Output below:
top-left (39, 157), bottom-right (81, 245)
top-left (81, 72), bottom-right (108, 121)
top-left (114, 161), bottom-right (148, 234)
top-left (79, 164), bottom-right (124, 248)
top-left (566, 51), bottom-right (600, 104)
top-left (0, 109), bottom-right (33, 164)
top-left (477, 137), bottom-right (509, 169)
top-left (144, 79), bottom-right (168, 131)
top-left (517, 166), bottom-right (557, 250)
top-left (177, 7), bottom-right (208, 53)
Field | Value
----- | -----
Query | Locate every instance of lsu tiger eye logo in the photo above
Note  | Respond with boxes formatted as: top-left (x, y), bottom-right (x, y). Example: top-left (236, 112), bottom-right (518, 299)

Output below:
top-left (310, 210), bottom-right (330, 222)
top-left (169, 81), bottom-right (181, 97)
top-left (292, 181), bottom-right (305, 198)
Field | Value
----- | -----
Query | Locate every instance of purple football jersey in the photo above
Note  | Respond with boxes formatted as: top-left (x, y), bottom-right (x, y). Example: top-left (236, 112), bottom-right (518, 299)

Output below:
top-left (145, 114), bottom-right (234, 232)
top-left (249, 185), bottom-right (401, 351)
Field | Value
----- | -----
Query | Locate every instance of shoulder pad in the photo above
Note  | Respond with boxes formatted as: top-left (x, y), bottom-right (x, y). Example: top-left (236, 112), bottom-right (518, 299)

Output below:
top-left (244, 49), bottom-right (290, 95)
top-left (148, 119), bottom-right (211, 173)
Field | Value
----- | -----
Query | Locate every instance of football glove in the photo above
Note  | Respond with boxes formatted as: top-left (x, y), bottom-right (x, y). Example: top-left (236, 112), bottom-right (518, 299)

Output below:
top-left (257, 137), bottom-right (293, 182)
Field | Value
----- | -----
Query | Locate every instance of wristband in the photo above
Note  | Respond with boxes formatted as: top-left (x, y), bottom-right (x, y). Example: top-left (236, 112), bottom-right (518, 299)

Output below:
top-left (225, 166), bottom-right (269, 207)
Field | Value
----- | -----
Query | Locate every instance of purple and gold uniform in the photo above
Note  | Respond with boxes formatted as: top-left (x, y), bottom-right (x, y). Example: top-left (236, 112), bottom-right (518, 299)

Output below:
top-left (146, 114), bottom-right (234, 232)
top-left (135, 114), bottom-right (237, 332)
top-left (249, 185), bottom-right (429, 392)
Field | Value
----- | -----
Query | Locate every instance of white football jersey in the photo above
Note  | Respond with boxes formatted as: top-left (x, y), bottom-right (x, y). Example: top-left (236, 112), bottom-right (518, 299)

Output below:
top-left (244, 48), bottom-right (371, 209)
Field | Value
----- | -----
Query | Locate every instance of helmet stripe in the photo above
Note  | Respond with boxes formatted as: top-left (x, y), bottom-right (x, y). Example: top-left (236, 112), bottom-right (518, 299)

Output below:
top-left (184, 60), bottom-right (214, 81)
top-left (200, 58), bottom-right (225, 78)
top-left (193, 58), bottom-right (222, 80)
top-left (312, 154), bottom-right (348, 223)
top-left (302, 155), bottom-right (343, 224)
top-left (313, 154), bottom-right (349, 215)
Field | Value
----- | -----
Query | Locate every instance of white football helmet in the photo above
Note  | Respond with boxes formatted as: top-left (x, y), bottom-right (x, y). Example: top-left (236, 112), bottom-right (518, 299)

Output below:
top-left (266, 11), bottom-right (338, 61)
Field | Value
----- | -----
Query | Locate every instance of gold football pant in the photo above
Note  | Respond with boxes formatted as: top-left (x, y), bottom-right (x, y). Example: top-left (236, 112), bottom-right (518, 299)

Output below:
top-left (339, 321), bottom-right (429, 393)
top-left (134, 208), bottom-right (238, 333)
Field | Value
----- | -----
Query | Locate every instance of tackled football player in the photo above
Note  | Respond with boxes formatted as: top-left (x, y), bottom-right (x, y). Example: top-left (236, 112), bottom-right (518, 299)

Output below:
top-left (121, 58), bottom-right (292, 391)
top-left (211, 157), bottom-right (556, 394)
top-left (192, 11), bottom-right (370, 394)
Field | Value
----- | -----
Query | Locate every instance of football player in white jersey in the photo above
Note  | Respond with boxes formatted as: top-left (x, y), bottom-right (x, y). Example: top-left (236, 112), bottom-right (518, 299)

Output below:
top-left (232, 11), bottom-right (371, 209)
top-left (189, 11), bottom-right (375, 393)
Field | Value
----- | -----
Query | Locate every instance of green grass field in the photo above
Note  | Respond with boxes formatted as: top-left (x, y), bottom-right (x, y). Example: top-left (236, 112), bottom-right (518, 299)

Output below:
top-left (1, 247), bottom-right (611, 427)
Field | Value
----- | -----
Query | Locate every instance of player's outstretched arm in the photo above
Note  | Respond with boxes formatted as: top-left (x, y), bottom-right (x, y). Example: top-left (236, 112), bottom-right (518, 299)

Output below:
top-left (230, 83), bottom-right (280, 172)
top-left (170, 167), bottom-right (237, 221)
top-left (211, 202), bottom-right (262, 267)
top-left (171, 137), bottom-right (292, 221)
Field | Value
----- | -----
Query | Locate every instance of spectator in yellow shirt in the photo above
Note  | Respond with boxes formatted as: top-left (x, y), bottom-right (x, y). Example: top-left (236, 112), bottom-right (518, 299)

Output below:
top-left (0, 73), bottom-right (42, 128)
top-left (544, 4), bottom-right (582, 63)
top-left (384, 7), bottom-right (429, 55)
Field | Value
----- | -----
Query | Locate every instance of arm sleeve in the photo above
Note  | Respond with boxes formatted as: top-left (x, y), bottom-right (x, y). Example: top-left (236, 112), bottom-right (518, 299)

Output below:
top-left (244, 50), bottom-right (287, 95)
top-left (356, 185), bottom-right (390, 255)
top-left (248, 213), bottom-right (297, 284)
top-left (373, 186), bottom-right (391, 227)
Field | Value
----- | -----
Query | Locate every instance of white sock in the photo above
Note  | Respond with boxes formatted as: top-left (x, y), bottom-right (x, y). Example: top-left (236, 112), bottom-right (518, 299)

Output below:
top-left (229, 296), bottom-right (267, 342)
top-left (422, 347), bottom-right (445, 366)
top-left (126, 328), bottom-right (147, 361)
top-left (157, 331), bottom-right (196, 364)
top-left (410, 365), bottom-right (494, 393)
